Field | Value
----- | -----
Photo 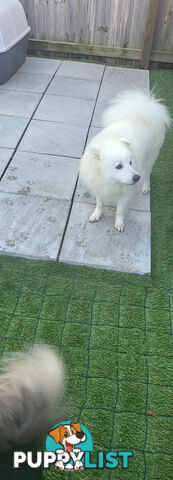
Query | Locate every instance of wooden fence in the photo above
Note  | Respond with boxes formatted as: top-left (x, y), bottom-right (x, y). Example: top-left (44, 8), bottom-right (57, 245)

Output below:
top-left (20, 0), bottom-right (173, 67)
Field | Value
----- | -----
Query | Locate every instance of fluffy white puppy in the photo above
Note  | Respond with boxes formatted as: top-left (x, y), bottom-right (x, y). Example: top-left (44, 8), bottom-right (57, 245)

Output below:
top-left (80, 89), bottom-right (171, 231)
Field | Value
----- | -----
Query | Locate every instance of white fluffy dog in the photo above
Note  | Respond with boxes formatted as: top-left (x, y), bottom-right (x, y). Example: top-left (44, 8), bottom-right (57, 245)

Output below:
top-left (80, 89), bottom-right (171, 231)
top-left (0, 346), bottom-right (64, 479)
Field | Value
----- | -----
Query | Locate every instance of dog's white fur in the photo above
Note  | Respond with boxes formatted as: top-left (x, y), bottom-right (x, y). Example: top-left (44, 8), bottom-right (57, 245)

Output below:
top-left (80, 89), bottom-right (171, 231)
top-left (0, 346), bottom-right (64, 452)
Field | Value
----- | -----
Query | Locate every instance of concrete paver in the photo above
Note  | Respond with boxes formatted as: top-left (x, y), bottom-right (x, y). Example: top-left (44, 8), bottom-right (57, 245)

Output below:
top-left (0, 116), bottom-right (28, 148)
top-left (0, 72), bottom-right (53, 94)
top-left (34, 94), bottom-right (95, 126)
top-left (0, 90), bottom-right (41, 118)
top-left (56, 61), bottom-right (105, 80)
top-left (59, 202), bottom-right (151, 275)
top-left (0, 193), bottom-right (70, 261)
top-left (19, 119), bottom-right (88, 157)
top-left (0, 151), bottom-right (79, 201)
top-left (0, 148), bottom-right (14, 177)
top-left (47, 76), bottom-right (100, 99)
top-left (19, 56), bottom-right (61, 75)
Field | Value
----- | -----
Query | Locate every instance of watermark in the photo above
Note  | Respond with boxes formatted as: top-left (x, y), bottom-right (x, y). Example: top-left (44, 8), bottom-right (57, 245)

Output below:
top-left (13, 421), bottom-right (133, 471)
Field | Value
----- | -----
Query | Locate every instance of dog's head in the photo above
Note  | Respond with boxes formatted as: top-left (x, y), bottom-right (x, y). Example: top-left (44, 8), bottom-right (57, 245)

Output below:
top-left (48, 423), bottom-right (86, 453)
top-left (89, 138), bottom-right (140, 186)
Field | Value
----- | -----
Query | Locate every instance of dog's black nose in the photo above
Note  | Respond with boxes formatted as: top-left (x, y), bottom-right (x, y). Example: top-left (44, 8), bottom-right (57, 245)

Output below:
top-left (76, 431), bottom-right (84, 439)
top-left (133, 174), bottom-right (140, 183)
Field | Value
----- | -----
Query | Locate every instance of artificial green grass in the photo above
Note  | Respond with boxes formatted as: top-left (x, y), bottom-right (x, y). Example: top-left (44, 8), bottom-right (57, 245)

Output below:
top-left (0, 70), bottom-right (173, 479)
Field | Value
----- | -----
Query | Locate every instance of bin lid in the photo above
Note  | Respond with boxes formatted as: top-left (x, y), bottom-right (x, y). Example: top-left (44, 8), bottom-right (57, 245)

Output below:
top-left (0, 0), bottom-right (30, 53)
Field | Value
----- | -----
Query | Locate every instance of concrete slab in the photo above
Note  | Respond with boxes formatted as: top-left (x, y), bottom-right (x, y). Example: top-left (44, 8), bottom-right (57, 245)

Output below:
top-left (34, 95), bottom-right (95, 126)
top-left (91, 67), bottom-right (149, 126)
top-left (0, 116), bottom-right (28, 148)
top-left (98, 80), bottom-right (149, 103)
top-left (87, 127), bottom-right (102, 143)
top-left (19, 56), bottom-right (61, 75)
top-left (59, 202), bottom-right (151, 275)
top-left (74, 178), bottom-right (150, 212)
top-left (47, 76), bottom-right (100, 99)
top-left (0, 151), bottom-right (79, 201)
top-left (56, 60), bottom-right (105, 80)
top-left (0, 148), bottom-right (14, 177)
top-left (0, 90), bottom-right (41, 118)
top-left (91, 101), bottom-right (107, 127)
top-left (103, 66), bottom-right (149, 87)
top-left (0, 72), bottom-right (53, 94)
top-left (0, 193), bottom-right (70, 260)
top-left (19, 120), bottom-right (88, 158)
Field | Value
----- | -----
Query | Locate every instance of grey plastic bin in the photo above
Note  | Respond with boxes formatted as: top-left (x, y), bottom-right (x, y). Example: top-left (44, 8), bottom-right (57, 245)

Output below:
top-left (0, 0), bottom-right (31, 84)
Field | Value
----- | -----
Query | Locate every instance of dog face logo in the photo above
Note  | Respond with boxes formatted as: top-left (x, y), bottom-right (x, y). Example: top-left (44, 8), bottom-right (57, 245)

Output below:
top-left (49, 423), bottom-right (86, 453)
top-left (46, 421), bottom-right (92, 471)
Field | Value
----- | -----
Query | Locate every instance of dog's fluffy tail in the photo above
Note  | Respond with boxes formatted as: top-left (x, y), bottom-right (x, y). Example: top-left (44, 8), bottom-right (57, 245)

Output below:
top-left (102, 89), bottom-right (172, 132)
top-left (0, 345), bottom-right (64, 453)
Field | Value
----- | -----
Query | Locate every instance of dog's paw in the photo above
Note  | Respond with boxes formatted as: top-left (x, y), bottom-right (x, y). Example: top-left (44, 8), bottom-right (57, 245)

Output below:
top-left (89, 212), bottom-right (101, 222)
top-left (65, 464), bottom-right (73, 470)
top-left (115, 222), bottom-right (124, 232)
top-left (142, 185), bottom-right (150, 195)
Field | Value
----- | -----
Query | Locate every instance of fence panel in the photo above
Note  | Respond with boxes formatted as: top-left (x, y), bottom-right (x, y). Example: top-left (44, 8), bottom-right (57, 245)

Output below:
top-left (20, 0), bottom-right (173, 53)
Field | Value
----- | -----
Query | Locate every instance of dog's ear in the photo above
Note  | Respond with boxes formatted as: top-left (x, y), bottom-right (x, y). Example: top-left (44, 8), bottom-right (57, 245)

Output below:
top-left (120, 138), bottom-right (130, 145)
top-left (70, 422), bottom-right (81, 432)
top-left (48, 425), bottom-right (64, 444)
top-left (89, 143), bottom-right (101, 158)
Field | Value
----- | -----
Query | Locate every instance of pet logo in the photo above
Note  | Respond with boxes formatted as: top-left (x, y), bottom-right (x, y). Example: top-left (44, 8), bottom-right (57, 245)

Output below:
top-left (46, 421), bottom-right (92, 471)
top-left (46, 421), bottom-right (133, 471)
top-left (14, 421), bottom-right (132, 471)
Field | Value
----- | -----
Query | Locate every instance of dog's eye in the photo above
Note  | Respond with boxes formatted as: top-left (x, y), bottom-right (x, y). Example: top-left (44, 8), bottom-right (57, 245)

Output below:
top-left (130, 160), bottom-right (132, 165)
top-left (71, 429), bottom-right (76, 434)
top-left (116, 164), bottom-right (123, 169)
top-left (64, 431), bottom-right (69, 437)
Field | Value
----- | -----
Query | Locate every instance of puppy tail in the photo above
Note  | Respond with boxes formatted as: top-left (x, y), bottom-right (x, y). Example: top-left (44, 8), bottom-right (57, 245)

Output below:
top-left (0, 345), bottom-right (64, 452)
top-left (150, 86), bottom-right (172, 127)
top-left (102, 89), bottom-right (172, 131)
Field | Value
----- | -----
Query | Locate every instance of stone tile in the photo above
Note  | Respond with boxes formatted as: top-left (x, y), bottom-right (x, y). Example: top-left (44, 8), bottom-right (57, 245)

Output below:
top-left (103, 66), bottom-right (149, 89)
top-left (0, 193), bottom-right (70, 260)
top-left (47, 76), bottom-right (100, 99)
top-left (128, 181), bottom-right (150, 211)
top-left (87, 126), bottom-right (102, 144)
top-left (0, 72), bottom-right (53, 94)
top-left (0, 151), bottom-right (79, 201)
top-left (0, 116), bottom-right (28, 148)
top-left (56, 60), bottom-right (105, 80)
top-left (98, 80), bottom-right (149, 103)
top-left (19, 119), bottom-right (88, 158)
top-left (0, 148), bottom-right (14, 177)
top-left (60, 202), bottom-right (151, 275)
top-left (74, 178), bottom-right (150, 212)
top-left (34, 95), bottom-right (95, 126)
top-left (19, 56), bottom-right (61, 75)
top-left (92, 67), bottom-right (149, 126)
top-left (91, 101), bottom-right (107, 127)
top-left (0, 90), bottom-right (41, 118)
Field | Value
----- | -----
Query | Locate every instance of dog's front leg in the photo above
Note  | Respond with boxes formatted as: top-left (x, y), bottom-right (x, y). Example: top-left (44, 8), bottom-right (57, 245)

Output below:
top-left (56, 460), bottom-right (65, 470)
top-left (89, 196), bottom-right (103, 222)
top-left (115, 201), bottom-right (126, 232)
top-left (75, 460), bottom-right (84, 470)
top-left (141, 170), bottom-right (151, 194)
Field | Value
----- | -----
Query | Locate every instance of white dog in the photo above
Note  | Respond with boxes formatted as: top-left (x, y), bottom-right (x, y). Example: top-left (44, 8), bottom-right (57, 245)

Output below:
top-left (49, 423), bottom-right (86, 470)
top-left (80, 89), bottom-right (171, 231)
